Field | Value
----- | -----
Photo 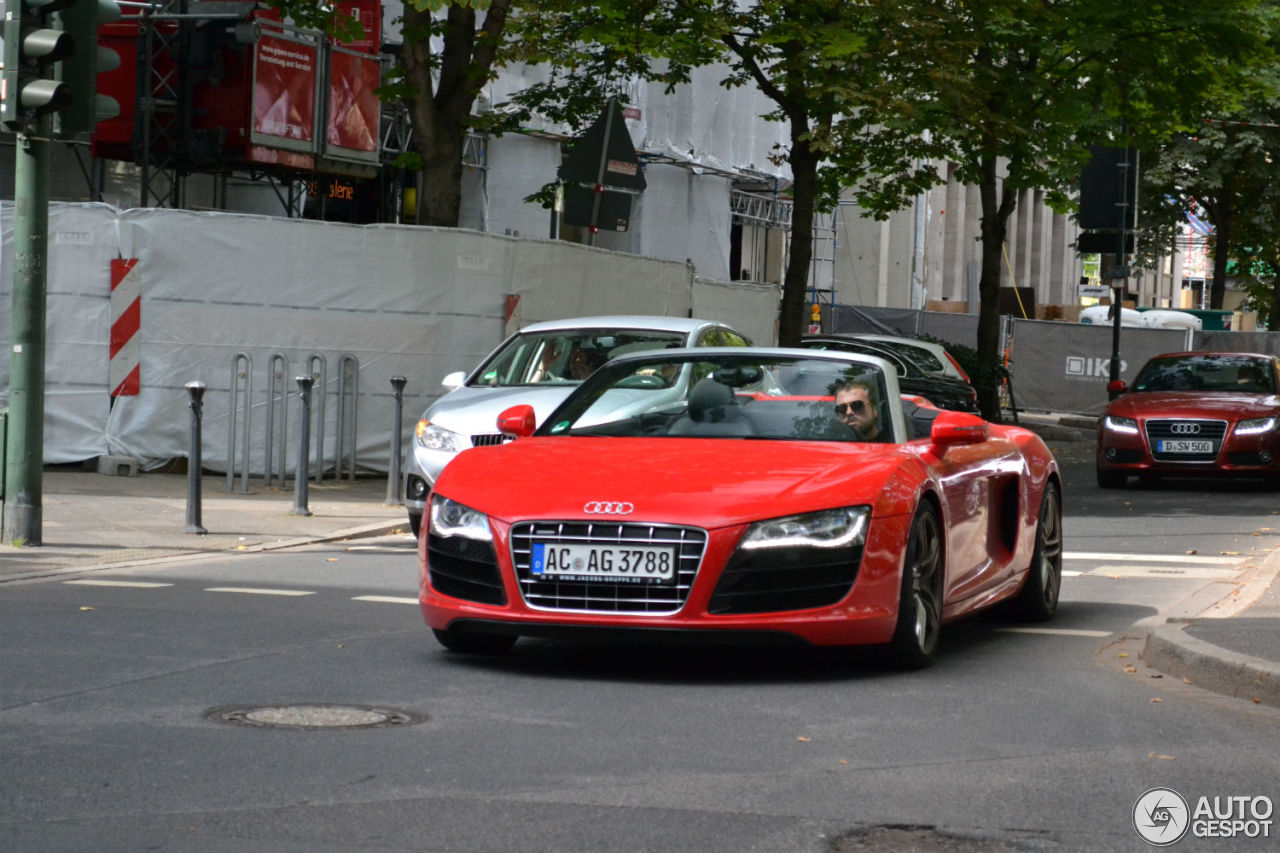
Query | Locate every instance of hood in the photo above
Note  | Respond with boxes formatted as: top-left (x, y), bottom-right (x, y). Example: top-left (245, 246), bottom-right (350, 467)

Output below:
top-left (1110, 391), bottom-right (1280, 420)
top-left (422, 384), bottom-right (580, 436)
top-left (434, 438), bottom-right (909, 529)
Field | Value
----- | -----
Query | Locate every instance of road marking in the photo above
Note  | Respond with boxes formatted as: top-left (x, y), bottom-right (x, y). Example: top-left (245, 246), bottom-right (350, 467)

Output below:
top-left (1063, 570), bottom-right (1083, 577)
top-left (204, 587), bottom-right (315, 597)
top-left (997, 627), bottom-right (1113, 638)
top-left (64, 579), bottom-right (173, 588)
top-left (1085, 565), bottom-right (1240, 579)
top-left (345, 545), bottom-right (415, 553)
top-left (351, 595), bottom-right (419, 605)
top-left (1065, 551), bottom-right (1242, 565)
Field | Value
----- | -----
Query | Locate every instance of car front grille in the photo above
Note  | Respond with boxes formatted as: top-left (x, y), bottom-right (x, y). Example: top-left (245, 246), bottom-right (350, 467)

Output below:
top-left (470, 433), bottom-right (513, 448)
top-left (708, 545), bottom-right (863, 614)
top-left (427, 533), bottom-right (506, 605)
top-left (1145, 418), bottom-right (1227, 462)
top-left (510, 521), bottom-right (707, 614)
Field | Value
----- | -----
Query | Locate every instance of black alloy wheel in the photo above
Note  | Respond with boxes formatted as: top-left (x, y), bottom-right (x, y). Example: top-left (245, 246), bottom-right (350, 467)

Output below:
top-left (1014, 482), bottom-right (1063, 621)
top-left (889, 502), bottom-right (944, 668)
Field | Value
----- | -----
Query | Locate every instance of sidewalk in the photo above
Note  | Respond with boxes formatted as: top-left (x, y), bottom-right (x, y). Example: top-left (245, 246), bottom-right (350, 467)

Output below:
top-left (0, 466), bottom-right (409, 582)
top-left (1, 426), bottom-right (1277, 710)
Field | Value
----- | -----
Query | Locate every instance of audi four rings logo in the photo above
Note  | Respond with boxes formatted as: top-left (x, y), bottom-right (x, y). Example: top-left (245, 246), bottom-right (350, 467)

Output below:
top-left (584, 501), bottom-right (634, 515)
top-left (1170, 423), bottom-right (1201, 435)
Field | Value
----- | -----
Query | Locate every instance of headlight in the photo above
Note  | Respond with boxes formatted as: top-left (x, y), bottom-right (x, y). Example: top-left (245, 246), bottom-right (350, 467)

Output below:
top-left (1237, 417), bottom-right (1278, 435)
top-left (415, 419), bottom-right (463, 452)
top-left (1103, 415), bottom-right (1139, 435)
top-left (428, 495), bottom-right (492, 542)
top-left (740, 507), bottom-right (869, 550)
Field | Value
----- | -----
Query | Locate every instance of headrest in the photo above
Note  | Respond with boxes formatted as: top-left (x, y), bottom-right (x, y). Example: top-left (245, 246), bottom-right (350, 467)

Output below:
top-left (688, 378), bottom-right (733, 422)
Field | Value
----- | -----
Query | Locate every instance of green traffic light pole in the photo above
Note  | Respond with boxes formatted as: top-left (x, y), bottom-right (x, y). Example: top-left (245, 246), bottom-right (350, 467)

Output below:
top-left (3, 113), bottom-right (50, 546)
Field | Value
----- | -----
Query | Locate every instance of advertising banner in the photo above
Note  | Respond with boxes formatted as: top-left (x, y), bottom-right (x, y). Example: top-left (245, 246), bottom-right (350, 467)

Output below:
top-left (324, 47), bottom-right (381, 162)
top-left (251, 32), bottom-right (319, 156)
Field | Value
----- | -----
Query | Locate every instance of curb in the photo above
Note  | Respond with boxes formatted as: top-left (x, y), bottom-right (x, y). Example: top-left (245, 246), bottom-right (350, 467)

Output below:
top-left (1142, 622), bottom-right (1280, 709)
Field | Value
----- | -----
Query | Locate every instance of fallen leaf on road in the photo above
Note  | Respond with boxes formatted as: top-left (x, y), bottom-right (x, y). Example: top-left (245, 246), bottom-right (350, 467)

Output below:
top-left (1149, 674), bottom-right (1163, 679)
top-left (1147, 752), bottom-right (1176, 760)
top-left (1186, 549), bottom-right (1197, 555)
top-left (1182, 677), bottom-right (1192, 684)
top-left (1254, 698), bottom-right (1262, 704)
top-left (236, 545), bottom-right (248, 551)
top-left (80, 606), bottom-right (94, 611)
top-left (796, 736), bottom-right (811, 743)
top-left (1123, 666), bottom-right (1137, 673)
top-left (1221, 551), bottom-right (1241, 556)
top-left (1151, 697), bottom-right (1163, 703)
top-left (327, 558), bottom-right (339, 562)
top-left (839, 759), bottom-right (849, 765)
top-left (1118, 652), bottom-right (1130, 658)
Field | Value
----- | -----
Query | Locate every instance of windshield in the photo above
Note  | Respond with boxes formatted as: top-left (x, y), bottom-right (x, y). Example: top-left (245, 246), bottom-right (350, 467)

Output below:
top-left (470, 329), bottom-right (687, 387)
top-left (1132, 355), bottom-right (1276, 394)
top-left (539, 353), bottom-right (895, 443)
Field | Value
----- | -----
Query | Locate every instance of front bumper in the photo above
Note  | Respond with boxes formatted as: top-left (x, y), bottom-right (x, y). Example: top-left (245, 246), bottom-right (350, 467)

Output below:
top-left (417, 513), bottom-right (910, 648)
top-left (1097, 420), bottom-right (1280, 479)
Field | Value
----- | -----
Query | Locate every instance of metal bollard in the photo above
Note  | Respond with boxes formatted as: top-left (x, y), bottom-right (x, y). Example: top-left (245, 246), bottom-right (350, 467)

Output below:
top-left (290, 376), bottom-right (314, 517)
top-left (185, 381), bottom-right (208, 535)
top-left (386, 376), bottom-right (407, 505)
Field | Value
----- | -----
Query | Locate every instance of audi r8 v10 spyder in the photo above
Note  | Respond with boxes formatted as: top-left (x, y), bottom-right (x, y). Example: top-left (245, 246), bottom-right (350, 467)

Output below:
top-left (418, 348), bottom-right (1062, 667)
top-left (403, 316), bottom-right (753, 536)
top-left (1097, 351), bottom-right (1280, 488)
top-left (801, 335), bottom-right (980, 413)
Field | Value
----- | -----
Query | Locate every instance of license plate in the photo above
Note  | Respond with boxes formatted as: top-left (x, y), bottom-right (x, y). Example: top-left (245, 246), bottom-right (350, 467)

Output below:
top-left (531, 543), bottom-right (676, 584)
top-left (1157, 439), bottom-right (1213, 454)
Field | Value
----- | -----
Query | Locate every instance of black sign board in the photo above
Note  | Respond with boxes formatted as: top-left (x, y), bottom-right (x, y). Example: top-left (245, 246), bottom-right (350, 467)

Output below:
top-left (558, 99), bottom-right (646, 191)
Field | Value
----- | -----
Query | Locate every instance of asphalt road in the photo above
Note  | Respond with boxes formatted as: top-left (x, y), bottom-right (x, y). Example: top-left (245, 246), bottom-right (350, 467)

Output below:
top-left (2, 441), bottom-right (1278, 852)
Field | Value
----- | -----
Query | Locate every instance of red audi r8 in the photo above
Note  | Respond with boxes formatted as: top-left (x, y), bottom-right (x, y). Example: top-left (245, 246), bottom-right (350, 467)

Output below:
top-left (419, 348), bottom-right (1062, 667)
top-left (1097, 351), bottom-right (1280, 488)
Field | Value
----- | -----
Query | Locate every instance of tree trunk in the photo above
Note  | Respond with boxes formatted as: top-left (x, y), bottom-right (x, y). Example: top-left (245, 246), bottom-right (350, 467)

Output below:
top-left (1210, 209), bottom-right (1232, 310)
top-left (975, 154), bottom-right (1016, 421)
top-left (778, 133), bottom-right (818, 347)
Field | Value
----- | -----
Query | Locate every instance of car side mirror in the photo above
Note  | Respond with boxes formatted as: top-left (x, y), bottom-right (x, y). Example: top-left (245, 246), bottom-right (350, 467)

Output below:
top-left (930, 411), bottom-right (989, 447)
top-left (497, 405), bottom-right (537, 438)
top-left (1107, 379), bottom-right (1127, 395)
top-left (442, 370), bottom-right (466, 391)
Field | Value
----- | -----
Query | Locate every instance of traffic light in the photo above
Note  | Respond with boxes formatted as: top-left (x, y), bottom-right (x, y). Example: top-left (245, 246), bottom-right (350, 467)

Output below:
top-left (53, 0), bottom-right (122, 136)
top-left (3, 0), bottom-right (76, 130)
top-left (1, 0), bottom-right (122, 134)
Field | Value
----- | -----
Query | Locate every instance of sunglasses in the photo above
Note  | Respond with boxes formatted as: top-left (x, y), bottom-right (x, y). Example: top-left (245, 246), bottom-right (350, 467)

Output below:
top-left (835, 400), bottom-right (868, 416)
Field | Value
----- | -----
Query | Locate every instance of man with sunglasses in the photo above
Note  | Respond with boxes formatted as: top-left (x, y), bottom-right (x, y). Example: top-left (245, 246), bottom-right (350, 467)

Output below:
top-left (834, 379), bottom-right (882, 441)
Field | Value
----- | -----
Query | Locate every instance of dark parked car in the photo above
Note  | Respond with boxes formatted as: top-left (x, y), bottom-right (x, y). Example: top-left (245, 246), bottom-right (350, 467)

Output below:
top-left (801, 336), bottom-right (980, 413)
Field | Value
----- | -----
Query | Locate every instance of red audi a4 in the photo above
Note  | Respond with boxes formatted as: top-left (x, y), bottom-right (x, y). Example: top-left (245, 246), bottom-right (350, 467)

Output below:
top-left (419, 347), bottom-right (1062, 668)
top-left (1097, 351), bottom-right (1280, 488)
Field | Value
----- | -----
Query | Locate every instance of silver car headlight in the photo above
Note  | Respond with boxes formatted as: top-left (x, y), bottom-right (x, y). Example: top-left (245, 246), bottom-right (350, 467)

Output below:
top-left (740, 507), bottom-right (869, 550)
top-left (415, 419), bottom-right (463, 453)
top-left (428, 495), bottom-right (492, 542)
top-left (1236, 417), bottom-right (1278, 436)
top-left (1103, 415), bottom-right (1139, 435)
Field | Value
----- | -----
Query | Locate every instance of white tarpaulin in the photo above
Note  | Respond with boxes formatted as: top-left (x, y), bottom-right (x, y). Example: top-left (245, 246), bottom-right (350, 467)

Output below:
top-left (2, 203), bottom-right (780, 474)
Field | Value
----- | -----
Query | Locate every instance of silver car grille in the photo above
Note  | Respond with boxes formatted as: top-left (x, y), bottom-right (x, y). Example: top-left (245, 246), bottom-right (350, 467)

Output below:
top-left (510, 521), bottom-right (707, 614)
top-left (470, 433), bottom-right (514, 448)
top-left (1145, 418), bottom-right (1227, 462)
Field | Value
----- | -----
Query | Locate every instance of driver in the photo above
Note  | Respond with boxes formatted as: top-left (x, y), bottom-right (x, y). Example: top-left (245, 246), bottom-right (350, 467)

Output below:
top-left (833, 379), bottom-right (882, 441)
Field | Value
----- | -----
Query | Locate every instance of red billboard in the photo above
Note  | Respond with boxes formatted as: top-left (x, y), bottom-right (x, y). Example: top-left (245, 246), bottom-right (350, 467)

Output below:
top-left (325, 47), bottom-right (380, 161)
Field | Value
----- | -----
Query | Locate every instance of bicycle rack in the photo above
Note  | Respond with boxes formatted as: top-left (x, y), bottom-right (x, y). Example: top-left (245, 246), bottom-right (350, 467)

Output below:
top-left (305, 353), bottom-right (327, 482)
top-left (335, 354), bottom-right (359, 481)
top-left (264, 352), bottom-right (289, 486)
top-left (226, 352), bottom-right (252, 493)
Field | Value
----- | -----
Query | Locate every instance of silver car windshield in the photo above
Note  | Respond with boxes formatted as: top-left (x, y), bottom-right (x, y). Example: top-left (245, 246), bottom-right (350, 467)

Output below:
top-left (471, 330), bottom-right (687, 387)
top-left (542, 354), bottom-right (894, 443)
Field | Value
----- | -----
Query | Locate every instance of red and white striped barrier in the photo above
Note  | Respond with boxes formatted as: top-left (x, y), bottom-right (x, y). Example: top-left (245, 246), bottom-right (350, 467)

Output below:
top-left (109, 258), bottom-right (141, 397)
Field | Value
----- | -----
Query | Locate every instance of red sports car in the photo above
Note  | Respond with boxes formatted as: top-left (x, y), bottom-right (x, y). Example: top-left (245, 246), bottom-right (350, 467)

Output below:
top-left (1097, 351), bottom-right (1280, 488)
top-left (419, 348), bottom-right (1063, 667)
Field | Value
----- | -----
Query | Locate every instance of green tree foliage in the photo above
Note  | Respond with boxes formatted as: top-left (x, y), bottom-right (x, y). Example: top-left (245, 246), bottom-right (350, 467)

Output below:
top-left (506, 1), bottom-right (949, 348)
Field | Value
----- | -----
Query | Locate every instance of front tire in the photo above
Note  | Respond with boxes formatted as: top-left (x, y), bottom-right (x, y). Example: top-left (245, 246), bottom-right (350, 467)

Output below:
top-left (408, 512), bottom-right (422, 538)
top-left (888, 502), bottom-right (944, 669)
top-left (1095, 464), bottom-right (1126, 489)
top-left (432, 627), bottom-right (517, 654)
top-left (1014, 482), bottom-right (1062, 621)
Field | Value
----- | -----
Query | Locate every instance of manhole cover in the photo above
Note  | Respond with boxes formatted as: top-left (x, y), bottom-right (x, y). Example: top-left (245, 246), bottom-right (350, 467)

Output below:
top-left (206, 704), bottom-right (427, 730)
